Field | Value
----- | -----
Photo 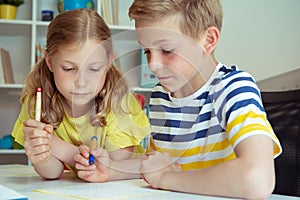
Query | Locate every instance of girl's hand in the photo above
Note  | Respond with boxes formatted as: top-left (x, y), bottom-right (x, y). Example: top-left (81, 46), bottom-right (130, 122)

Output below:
top-left (23, 119), bottom-right (53, 165)
top-left (74, 145), bottom-right (112, 182)
top-left (140, 151), bottom-right (182, 189)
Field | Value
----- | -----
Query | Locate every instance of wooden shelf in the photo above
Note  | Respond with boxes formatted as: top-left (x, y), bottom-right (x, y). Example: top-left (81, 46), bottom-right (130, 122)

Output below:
top-left (0, 149), bottom-right (25, 154)
top-left (0, 1), bottom-right (151, 166)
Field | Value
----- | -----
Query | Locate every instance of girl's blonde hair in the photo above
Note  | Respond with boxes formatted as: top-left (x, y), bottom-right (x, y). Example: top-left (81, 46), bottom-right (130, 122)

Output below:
top-left (21, 9), bottom-right (129, 128)
top-left (129, 0), bottom-right (223, 40)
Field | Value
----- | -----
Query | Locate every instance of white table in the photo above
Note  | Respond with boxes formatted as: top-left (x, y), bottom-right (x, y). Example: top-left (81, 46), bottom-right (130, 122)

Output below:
top-left (0, 164), bottom-right (299, 200)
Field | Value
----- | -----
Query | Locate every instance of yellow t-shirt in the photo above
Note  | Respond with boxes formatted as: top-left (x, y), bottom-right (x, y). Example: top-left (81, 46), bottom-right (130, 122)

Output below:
top-left (11, 94), bottom-right (151, 155)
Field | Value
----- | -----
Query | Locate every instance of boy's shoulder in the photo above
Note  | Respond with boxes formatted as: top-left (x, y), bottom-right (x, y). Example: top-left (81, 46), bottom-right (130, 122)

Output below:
top-left (210, 63), bottom-right (259, 95)
top-left (217, 64), bottom-right (255, 83)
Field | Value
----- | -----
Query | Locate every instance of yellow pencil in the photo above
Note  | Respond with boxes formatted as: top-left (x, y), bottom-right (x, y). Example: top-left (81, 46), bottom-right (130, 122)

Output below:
top-left (89, 136), bottom-right (98, 164)
top-left (35, 87), bottom-right (42, 121)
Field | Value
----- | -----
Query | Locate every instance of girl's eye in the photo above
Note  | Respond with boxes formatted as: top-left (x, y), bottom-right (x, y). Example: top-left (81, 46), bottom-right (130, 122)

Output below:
top-left (89, 68), bottom-right (101, 72)
top-left (89, 65), bottom-right (106, 72)
top-left (62, 66), bottom-right (75, 71)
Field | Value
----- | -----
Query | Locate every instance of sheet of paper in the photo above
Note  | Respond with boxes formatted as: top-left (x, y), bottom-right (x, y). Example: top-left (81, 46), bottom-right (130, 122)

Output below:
top-left (0, 184), bottom-right (28, 200)
top-left (34, 180), bottom-right (165, 200)
top-left (33, 180), bottom-right (236, 200)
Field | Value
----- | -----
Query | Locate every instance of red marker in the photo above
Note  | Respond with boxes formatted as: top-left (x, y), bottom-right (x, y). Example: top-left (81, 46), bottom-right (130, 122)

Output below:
top-left (35, 88), bottom-right (42, 121)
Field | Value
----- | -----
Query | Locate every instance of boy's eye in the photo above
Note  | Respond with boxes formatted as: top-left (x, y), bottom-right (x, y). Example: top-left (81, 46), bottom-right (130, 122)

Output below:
top-left (162, 49), bottom-right (174, 54)
top-left (143, 49), bottom-right (150, 54)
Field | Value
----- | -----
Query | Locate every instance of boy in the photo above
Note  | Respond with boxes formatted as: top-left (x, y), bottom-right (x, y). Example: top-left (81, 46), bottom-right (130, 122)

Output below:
top-left (74, 0), bottom-right (282, 199)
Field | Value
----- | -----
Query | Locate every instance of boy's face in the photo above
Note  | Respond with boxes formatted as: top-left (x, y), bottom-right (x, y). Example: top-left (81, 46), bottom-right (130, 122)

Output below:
top-left (136, 16), bottom-right (216, 98)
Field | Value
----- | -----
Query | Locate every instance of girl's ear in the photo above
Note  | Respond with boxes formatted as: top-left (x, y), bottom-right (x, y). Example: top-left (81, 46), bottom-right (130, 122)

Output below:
top-left (108, 53), bottom-right (115, 67)
top-left (203, 26), bottom-right (220, 53)
top-left (44, 52), bottom-right (53, 72)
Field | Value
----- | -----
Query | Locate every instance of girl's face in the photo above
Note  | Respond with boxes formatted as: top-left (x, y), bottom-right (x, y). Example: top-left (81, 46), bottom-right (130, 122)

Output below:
top-left (46, 39), bottom-right (110, 116)
top-left (136, 16), bottom-right (216, 98)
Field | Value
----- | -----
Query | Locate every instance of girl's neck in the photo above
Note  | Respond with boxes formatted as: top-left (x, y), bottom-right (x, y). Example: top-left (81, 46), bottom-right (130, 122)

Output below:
top-left (63, 99), bottom-right (92, 118)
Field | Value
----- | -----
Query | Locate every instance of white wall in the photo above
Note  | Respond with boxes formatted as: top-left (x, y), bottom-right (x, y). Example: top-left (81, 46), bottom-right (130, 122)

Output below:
top-left (216, 0), bottom-right (300, 82)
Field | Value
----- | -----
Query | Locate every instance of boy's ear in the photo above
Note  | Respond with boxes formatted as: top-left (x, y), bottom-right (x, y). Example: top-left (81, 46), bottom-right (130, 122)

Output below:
top-left (203, 26), bottom-right (220, 53)
top-left (44, 52), bottom-right (53, 72)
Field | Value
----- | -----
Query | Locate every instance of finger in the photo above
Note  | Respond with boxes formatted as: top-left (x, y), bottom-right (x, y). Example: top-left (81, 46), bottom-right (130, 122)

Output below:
top-left (92, 148), bottom-right (109, 158)
top-left (25, 143), bottom-right (51, 156)
top-left (24, 133), bottom-right (50, 146)
top-left (44, 124), bottom-right (53, 134)
top-left (77, 170), bottom-right (95, 181)
top-left (75, 161), bottom-right (96, 171)
top-left (29, 152), bottom-right (51, 164)
top-left (175, 162), bottom-right (182, 171)
top-left (140, 173), bottom-right (149, 184)
top-left (73, 153), bottom-right (90, 166)
top-left (78, 145), bottom-right (90, 158)
top-left (23, 119), bottom-right (47, 130)
top-left (93, 148), bottom-right (110, 164)
top-left (162, 152), bottom-right (169, 157)
top-left (24, 128), bottom-right (49, 139)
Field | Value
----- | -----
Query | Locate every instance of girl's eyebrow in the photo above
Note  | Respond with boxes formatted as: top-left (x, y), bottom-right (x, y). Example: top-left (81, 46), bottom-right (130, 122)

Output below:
top-left (63, 60), bottom-right (78, 65)
top-left (63, 60), bottom-right (106, 66)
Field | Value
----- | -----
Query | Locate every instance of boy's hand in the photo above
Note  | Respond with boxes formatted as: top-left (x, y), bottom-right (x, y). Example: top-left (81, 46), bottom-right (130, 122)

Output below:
top-left (23, 119), bottom-right (53, 165)
top-left (140, 152), bottom-right (182, 189)
top-left (74, 145), bottom-right (112, 182)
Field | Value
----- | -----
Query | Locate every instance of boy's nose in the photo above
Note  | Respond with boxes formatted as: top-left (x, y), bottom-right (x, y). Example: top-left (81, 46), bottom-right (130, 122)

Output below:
top-left (148, 51), bottom-right (163, 71)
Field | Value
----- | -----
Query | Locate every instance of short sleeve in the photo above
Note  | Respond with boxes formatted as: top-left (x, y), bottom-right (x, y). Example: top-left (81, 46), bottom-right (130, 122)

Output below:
top-left (11, 102), bottom-right (30, 146)
top-left (104, 94), bottom-right (151, 154)
top-left (222, 72), bottom-right (282, 158)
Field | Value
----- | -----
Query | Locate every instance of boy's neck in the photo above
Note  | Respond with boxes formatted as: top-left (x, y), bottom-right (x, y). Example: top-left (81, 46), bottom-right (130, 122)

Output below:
top-left (171, 57), bottom-right (217, 98)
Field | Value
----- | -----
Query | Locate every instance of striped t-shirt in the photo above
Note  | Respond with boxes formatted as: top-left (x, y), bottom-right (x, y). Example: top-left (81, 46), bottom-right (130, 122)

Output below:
top-left (148, 63), bottom-right (282, 171)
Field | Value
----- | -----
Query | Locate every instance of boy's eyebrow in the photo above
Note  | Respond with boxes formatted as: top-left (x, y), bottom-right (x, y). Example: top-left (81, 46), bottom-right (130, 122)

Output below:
top-left (153, 39), bottom-right (170, 46)
top-left (138, 39), bottom-right (171, 48)
top-left (137, 41), bottom-right (146, 47)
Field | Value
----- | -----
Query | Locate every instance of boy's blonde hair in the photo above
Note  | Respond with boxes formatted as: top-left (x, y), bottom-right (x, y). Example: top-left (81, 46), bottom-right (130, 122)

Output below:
top-left (129, 0), bottom-right (223, 40)
top-left (21, 9), bottom-right (129, 128)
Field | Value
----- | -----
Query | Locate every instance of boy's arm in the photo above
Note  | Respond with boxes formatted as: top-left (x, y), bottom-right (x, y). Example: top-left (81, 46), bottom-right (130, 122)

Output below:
top-left (142, 134), bottom-right (275, 200)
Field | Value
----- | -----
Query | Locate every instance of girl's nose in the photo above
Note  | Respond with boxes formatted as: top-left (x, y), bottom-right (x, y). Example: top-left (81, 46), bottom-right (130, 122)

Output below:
top-left (74, 71), bottom-right (87, 87)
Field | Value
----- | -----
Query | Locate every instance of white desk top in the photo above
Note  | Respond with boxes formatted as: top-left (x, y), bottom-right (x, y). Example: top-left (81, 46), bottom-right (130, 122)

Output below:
top-left (0, 164), bottom-right (299, 200)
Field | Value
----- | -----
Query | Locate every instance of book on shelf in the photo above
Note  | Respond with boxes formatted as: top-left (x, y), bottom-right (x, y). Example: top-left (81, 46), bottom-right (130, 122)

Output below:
top-left (0, 48), bottom-right (15, 84)
top-left (0, 51), bottom-right (4, 84)
top-left (101, 0), bottom-right (133, 26)
top-left (101, 0), bottom-right (114, 25)
top-left (36, 37), bottom-right (46, 62)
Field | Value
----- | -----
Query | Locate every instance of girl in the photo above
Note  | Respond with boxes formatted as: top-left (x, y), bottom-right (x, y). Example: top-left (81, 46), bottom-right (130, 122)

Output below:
top-left (11, 9), bottom-right (150, 179)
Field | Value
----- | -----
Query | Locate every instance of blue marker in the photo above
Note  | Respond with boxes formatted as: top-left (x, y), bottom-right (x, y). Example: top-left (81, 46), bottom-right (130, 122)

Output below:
top-left (89, 136), bottom-right (98, 164)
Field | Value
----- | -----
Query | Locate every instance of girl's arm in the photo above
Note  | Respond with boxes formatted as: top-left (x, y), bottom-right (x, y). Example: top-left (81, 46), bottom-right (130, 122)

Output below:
top-left (23, 119), bottom-right (80, 179)
top-left (141, 134), bottom-right (275, 200)
top-left (23, 120), bottom-right (65, 179)
top-left (50, 134), bottom-right (79, 166)
top-left (74, 145), bottom-right (146, 182)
